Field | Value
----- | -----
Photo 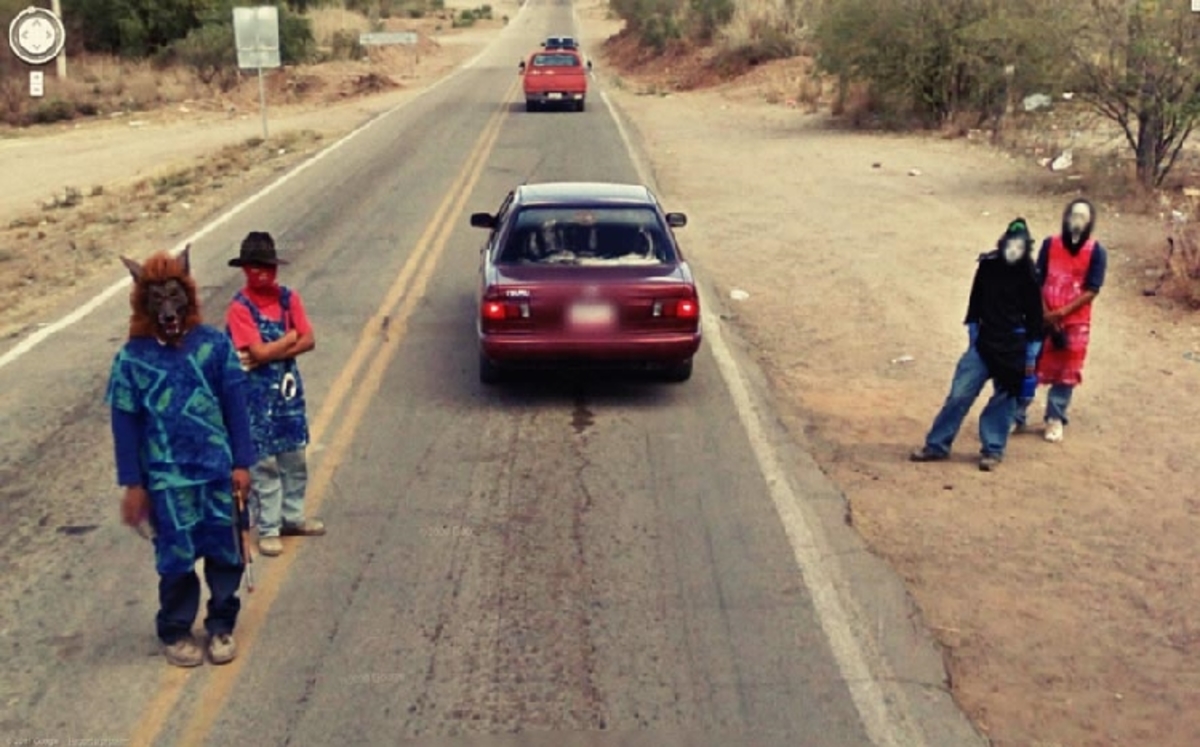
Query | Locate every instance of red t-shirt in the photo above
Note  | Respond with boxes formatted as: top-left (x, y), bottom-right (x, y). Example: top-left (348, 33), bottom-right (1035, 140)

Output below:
top-left (226, 286), bottom-right (313, 349)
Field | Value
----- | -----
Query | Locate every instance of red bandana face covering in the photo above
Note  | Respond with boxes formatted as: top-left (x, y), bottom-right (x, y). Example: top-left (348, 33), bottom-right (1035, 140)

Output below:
top-left (243, 265), bottom-right (278, 294)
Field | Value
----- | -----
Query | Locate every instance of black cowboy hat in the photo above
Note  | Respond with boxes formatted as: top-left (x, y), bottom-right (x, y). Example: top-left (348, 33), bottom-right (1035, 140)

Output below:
top-left (228, 231), bottom-right (289, 267)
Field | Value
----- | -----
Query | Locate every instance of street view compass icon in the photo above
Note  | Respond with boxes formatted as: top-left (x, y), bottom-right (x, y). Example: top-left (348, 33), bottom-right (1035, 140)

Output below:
top-left (8, 6), bottom-right (66, 66)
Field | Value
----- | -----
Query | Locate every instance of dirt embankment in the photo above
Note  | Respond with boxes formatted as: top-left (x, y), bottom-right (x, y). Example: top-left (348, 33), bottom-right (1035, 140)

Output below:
top-left (578, 2), bottom-right (1200, 745)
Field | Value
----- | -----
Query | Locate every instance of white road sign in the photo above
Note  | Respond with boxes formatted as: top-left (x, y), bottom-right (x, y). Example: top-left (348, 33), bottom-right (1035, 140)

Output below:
top-left (29, 70), bottom-right (43, 97)
top-left (359, 31), bottom-right (419, 46)
top-left (233, 6), bottom-right (281, 69)
top-left (8, 6), bottom-right (66, 65)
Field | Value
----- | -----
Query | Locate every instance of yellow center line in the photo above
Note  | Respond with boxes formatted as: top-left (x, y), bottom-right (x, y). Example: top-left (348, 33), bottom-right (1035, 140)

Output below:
top-left (127, 76), bottom-right (519, 747)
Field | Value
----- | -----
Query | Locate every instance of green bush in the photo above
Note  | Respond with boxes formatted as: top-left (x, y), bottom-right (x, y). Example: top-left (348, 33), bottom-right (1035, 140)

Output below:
top-left (609, 0), bottom-right (682, 50)
top-left (60, 0), bottom-right (315, 62)
top-left (688, 0), bottom-right (732, 42)
top-left (814, 0), bottom-right (1067, 128)
top-left (30, 99), bottom-right (76, 124)
top-left (172, 22), bottom-right (236, 87)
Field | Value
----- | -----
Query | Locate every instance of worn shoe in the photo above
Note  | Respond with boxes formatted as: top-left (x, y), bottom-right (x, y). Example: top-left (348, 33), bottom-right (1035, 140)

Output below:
top-left (979, 454), bottom-right (1001, 471)
top-left (208, 633), bottom-right (237, 665)
top-left (258, 535), bottom-right (283, 556)
top-left (281, 519), bottom-right (326, 536)
top-left (1010, 421), bottom-right (1028, 435)
top-left (162, 637), bottom-right (204, 668)
top-left (1044, 418), bottom-right (1064, 443)
top-left (910, 447), bottom-right (949, 462)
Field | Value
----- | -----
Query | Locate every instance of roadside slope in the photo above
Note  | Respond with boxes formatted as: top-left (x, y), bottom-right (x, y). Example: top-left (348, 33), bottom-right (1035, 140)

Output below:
top-left (594, 37), bottom-right (1200, 747)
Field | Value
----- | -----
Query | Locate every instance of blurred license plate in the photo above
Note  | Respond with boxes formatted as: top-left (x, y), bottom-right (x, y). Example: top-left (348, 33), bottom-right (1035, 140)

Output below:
top-left (568, 302), bottom-right (614, 326)
top-left (547, 92), bottom-right (563, 100)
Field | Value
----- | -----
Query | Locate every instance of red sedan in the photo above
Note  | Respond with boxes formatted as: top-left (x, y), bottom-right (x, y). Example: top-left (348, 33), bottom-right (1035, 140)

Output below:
top-left (471, 182), bottom-right (702, 384)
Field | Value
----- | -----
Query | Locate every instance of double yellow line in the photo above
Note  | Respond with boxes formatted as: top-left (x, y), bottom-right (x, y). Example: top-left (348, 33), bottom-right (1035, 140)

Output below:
top-left (128, 76), bottom-right (519, 747)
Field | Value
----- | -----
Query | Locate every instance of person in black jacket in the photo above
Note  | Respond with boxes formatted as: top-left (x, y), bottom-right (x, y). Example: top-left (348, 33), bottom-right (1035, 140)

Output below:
top-left (910, 218), bottom-right (1045, 471)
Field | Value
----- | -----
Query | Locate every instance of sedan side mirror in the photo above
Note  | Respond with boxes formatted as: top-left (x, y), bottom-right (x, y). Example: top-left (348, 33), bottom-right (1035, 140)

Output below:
top-left (518, 60), bottom-right (526, 74)
top-left (665, 212), bottom-right (687, 228)
top-left (587, 59), bottom-right (593, 71)
top-left (470, 212), bottom-right (496, 229)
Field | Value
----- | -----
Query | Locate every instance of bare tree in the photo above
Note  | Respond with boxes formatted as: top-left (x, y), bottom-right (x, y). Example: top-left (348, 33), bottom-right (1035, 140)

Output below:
top-left (1073, 0), bottom-right (1200, 188)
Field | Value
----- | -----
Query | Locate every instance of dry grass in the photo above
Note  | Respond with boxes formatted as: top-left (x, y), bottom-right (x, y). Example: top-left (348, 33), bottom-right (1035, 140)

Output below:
top-left (1143, 221), bottom-right (1200, 308)
top-left (1, 57), bottom-right (207, 126)
top-left (309, 7), bottom-right (376, 46)
top-left (0, 130), bottom-right (324, 337)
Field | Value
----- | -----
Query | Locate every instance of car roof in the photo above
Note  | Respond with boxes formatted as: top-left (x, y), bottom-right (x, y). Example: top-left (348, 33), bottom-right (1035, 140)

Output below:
top-left (515, 182), bottom-right (655, 206)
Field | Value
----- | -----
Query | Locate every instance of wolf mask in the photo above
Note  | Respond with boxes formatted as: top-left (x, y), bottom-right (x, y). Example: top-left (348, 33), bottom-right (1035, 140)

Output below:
top-left (121, 245), bottom-right (201, 346)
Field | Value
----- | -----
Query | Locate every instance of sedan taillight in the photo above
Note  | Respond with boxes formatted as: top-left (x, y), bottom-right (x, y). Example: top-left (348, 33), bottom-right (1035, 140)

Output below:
top-left (652, 295), bottom-right (699, 319)
top-left (482, 298), bottom-right (529, 321)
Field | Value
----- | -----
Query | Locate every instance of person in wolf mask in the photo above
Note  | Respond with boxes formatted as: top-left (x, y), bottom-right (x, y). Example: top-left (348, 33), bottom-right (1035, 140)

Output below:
top-left (225, 232), bottom-right (324, 558)
top-left (1013, 198), bottom-right (1107, 442)
top-left (107, 248), bottom-right (256, 668)
top-left (911, 219), bottom-right (1044, 471)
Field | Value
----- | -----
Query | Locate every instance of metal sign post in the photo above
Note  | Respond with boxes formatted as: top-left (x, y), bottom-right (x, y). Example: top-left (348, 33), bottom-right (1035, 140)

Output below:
top-left (233, 6), bottom-right (281, 140)
top-left (29, 70), bottom-right (43, 97)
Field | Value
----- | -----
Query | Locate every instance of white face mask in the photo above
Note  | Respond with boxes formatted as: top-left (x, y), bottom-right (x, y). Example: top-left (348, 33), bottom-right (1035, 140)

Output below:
top-left (1003, 238), bottom-right (1025, 264)
top-left (1067, 203), bottom-right (1091, 238)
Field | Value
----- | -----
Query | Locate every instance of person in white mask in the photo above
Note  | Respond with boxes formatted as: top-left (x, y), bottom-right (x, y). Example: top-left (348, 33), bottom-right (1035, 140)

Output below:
top-left (911, 219), bottom-right (1044, 471)
top-left (1013, 199), bottom-right (1107, 442)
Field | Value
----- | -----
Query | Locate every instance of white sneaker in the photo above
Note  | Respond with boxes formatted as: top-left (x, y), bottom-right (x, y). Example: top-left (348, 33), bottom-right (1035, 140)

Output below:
top-left (1044, 418), bottom-right (1064, 443)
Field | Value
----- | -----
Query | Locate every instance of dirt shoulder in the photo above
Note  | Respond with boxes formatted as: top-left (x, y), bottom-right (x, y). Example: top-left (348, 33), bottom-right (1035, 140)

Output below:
top-left (0, 6), bottom-right (514, 340)
top-left (581, 5), bottom-right (1200, 747)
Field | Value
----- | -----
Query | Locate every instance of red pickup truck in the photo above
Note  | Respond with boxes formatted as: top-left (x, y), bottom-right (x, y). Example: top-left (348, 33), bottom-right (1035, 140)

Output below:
top-left (519, 49), bottom-right (590, 112)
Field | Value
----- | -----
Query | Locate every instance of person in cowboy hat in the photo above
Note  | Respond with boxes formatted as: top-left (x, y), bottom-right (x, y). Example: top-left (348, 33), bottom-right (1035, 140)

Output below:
top-left (910, 218), bottom-right (1045, 471)
top-left (225, 231), bottom-right (324, 557)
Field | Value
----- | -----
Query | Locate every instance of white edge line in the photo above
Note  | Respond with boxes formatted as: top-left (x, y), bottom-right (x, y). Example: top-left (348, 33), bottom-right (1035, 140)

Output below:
top-left (595, 71), bottom-right (927, 747)
top-left (0, 3), bottom-right (529, 374)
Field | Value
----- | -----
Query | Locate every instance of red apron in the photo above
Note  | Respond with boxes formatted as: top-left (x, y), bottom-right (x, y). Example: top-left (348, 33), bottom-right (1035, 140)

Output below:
top-left (1036, 235), bottom-right (1094, 386)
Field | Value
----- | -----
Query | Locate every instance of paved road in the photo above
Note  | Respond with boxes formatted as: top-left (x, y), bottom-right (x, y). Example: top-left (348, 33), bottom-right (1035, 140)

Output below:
top-left (0, 2), bottom-right (983, 746)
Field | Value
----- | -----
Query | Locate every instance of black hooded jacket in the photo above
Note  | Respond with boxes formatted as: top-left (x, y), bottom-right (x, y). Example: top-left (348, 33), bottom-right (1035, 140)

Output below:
top-left (964, 225), bottom-right (1045, 395)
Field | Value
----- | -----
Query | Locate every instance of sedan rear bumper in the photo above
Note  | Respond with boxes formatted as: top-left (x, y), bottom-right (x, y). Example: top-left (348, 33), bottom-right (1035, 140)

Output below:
top-left (481, 331), bottom-right (700, 364)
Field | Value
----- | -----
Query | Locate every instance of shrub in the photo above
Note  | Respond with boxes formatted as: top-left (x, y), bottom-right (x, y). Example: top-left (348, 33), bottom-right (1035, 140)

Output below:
top-left (329, 29), bottom-right (365, 59)
top-left (172, 22), bottom-right (237, 88)
top-left (29, 99), bottom-right (76, 124)
top-left (814, 0), bottom-right (1069, 128)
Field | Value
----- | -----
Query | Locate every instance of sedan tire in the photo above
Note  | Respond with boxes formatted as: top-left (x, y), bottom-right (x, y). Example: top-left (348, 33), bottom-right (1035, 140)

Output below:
top-left (576, 99), bottom-right (586, 112)
top-left (480, 352), bottom-right (504, 385)
top-left (525, 100), bottom-right (538, 112)
top-left (661, 358), bottom-right (693, 383)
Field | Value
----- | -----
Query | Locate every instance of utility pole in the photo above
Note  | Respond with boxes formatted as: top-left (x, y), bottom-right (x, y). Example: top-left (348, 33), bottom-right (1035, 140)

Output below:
top-left (50, 0), bottom-right (66, 78)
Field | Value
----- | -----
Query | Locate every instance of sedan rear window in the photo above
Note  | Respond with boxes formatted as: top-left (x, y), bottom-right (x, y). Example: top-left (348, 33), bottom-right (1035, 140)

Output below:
top-left (499, 207), bottom-right (676, 266)
top-left (532, 53), bottom-right (580, 67)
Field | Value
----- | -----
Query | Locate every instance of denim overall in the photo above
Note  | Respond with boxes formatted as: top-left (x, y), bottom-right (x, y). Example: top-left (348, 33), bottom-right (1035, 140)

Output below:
top-left (229, 288), bottom-right (309, 456)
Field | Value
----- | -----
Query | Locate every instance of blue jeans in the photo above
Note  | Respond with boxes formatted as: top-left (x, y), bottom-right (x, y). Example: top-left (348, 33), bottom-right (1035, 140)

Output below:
top-left (923, 346), bottom-right (1017, 458)
top-left (250, 448), bottom-right (309, 538)
top-left (1015, 383), bottom-right (1074, 426)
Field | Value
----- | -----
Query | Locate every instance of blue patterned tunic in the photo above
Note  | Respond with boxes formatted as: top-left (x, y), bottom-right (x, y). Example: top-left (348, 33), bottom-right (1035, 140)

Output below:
top-left (107, 325), bottom-right (256, 573)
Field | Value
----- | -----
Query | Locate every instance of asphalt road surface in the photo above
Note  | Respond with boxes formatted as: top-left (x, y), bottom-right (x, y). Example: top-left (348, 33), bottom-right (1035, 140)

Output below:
top-left (0, 2), bottom-right (985, 745)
